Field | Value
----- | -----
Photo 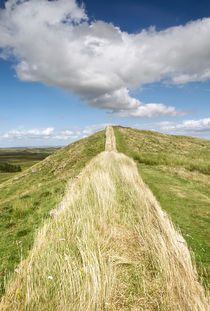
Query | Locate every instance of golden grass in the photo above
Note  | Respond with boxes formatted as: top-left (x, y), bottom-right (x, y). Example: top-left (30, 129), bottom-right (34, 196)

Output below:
top-left (0, 151), bottom-right (208, 310)
top-left (114, 126), bottom-right (210, 285)
top-left (0, 127), bottom-right (208, 310)
top-left (0, 131), bottom-right (105, 297)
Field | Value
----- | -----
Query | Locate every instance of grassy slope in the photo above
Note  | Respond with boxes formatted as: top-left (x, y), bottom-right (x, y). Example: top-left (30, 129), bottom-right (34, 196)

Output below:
top-left (0, 131), bottom-right (105, 296)
top-left (0, 148), bottom-right (59, 184)
top-left (1, 151), bottom-right (207, 310)
top-left (114, 126), bottom-right (210, 286)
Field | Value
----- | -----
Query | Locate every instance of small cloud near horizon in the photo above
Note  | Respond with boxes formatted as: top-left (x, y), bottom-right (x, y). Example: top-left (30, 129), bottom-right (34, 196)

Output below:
top-left (134, 118), bottom-right (210, 139)
top-left (0, 124), bottom-right (108, 147)
top-left (1, 119), bottom-right (210, 148)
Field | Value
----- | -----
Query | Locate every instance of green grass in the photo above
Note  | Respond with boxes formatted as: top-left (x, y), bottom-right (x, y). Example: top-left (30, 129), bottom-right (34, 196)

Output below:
top-left (0, 147), bottom-right (59, 184)
top-left (0, 131), bottom-right (105, 296)
top-left (114, 126), bottom-right (210, 288)
top-left (2, 150), bottom-right (207, 310)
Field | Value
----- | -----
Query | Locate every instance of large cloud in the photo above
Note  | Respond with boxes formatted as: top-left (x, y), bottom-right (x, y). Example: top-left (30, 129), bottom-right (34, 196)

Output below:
top-left (0, 0), bottom-right (210, 117)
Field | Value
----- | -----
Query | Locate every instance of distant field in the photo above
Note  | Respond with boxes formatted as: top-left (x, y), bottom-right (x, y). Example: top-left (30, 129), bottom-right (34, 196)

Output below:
top-left (0, 148), bottom-right (59, 184)
top-left (114, 126), bottom-right (210, 288)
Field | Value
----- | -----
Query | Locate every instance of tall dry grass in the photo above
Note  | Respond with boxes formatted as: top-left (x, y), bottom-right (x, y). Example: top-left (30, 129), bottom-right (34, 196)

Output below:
top-left (0, 127), bottom-right (208, 310)
top-left (1, 151), bottom-right (208, 310)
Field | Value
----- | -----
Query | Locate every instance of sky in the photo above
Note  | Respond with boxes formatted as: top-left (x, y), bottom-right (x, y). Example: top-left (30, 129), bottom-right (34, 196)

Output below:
top-left (0, 0), bottom-right (210, 147)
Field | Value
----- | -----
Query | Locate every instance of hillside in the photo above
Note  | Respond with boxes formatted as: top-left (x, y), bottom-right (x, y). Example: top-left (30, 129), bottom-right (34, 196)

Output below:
top-left (0, 131), bottom-right (105, 296)
top-left (0, 126), bottom-right (208, 310)
top-left (114, 126), bottom-right (210, 286)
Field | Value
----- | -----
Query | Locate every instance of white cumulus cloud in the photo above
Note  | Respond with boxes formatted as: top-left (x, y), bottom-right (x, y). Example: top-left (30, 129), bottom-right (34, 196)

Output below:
top-left (0, 124), bottom-right (107, 145)
top-left (117, 103), bottom-right (181, 118)
top-left (2, 127), bottom-right (55, 139)
top-left (160, 118), bottom-right (210, 132)
top-left (135, 118), bottom-right (210, 139)
top-left (0, 0), bottom-right (210, 117)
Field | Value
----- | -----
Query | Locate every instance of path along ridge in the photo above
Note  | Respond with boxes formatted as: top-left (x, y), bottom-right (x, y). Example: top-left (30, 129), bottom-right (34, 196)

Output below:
top-left (105, 125), bottom-right (117, 152)
top-left (2, 125), bottom-right (208, 311)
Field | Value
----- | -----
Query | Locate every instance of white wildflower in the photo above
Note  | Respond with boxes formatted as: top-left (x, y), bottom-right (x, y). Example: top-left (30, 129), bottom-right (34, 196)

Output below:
top-left (48, 276), bottom-right (53, 280)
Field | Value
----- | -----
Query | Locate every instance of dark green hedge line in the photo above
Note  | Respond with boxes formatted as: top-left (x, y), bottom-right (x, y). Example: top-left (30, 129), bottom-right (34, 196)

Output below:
top-left (0, 162), bottom-right (22, 172)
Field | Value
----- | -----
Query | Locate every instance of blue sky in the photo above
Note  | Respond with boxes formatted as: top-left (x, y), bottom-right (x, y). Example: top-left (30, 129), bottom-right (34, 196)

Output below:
top-left (0, 0), bottom-right (210, 147)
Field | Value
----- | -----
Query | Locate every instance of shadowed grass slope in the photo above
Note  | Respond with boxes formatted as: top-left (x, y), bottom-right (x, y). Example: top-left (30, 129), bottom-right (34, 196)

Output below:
top-left (0, 151), bottom-right (208, 311)
top-left (0, 131), bottom-right (105, 296)
top-left (114, 126), bottom-right (210, 287)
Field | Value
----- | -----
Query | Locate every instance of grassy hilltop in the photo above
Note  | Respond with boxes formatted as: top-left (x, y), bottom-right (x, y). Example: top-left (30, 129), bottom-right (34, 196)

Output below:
top-left (114, 126), bottom-right (210, 286)
top-left (0, 126), bottom-right (209, 310)
top-left (0, 131), bottom-right (105, 296)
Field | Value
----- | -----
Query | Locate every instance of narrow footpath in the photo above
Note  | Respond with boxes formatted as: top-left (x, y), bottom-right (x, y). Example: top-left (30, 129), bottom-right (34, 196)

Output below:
top-left (105, 125), bottom-right (117, 151)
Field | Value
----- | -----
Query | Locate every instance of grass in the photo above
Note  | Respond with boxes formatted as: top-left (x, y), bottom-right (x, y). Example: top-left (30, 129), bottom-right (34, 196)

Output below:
top-left (105, 125), bottom-right (116, 151)
top-left (0, 150), bottom-right (207, 310)
top-left (0, 131), bottom-right (105, 296)
top-left (0, 148), bottom-right (59, 184)
top-left (114, 126), bottom-right (210, 287)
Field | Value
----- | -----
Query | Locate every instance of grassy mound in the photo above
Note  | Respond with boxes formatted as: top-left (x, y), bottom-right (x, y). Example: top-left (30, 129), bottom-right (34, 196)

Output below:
top-left (1, 151), bottom-right (207, 310)
top-left (114, 126), bottom-right (210, 287)
top-left (0, 131), bottom-right (105, 296)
